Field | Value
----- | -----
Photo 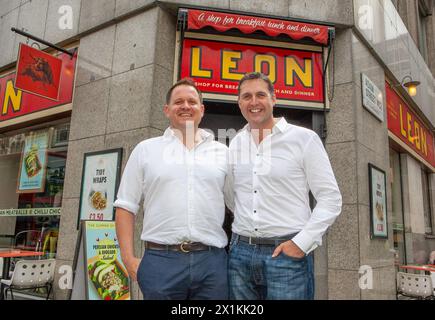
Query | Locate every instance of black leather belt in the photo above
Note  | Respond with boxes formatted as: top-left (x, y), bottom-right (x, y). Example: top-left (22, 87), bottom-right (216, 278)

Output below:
top-left (144, 241), bottom-right (212, 253)
top-left (236, 233), bottom-right (297, 246)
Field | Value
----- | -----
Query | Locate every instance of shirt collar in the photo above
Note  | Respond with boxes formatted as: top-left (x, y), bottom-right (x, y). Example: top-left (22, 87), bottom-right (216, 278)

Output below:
top-left (243, 117), bottom-right (290, 135)
top-left (163, 127), bottom-right (214, 143)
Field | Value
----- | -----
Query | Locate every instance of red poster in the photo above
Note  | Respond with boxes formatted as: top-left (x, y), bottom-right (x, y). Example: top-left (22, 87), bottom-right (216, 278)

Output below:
top-left (0, 48), bottom-right (77, 127)
top-left (15, 43), bottom-right (63, 101)
top-left (188, 9), bottom-right (330, 45)
top-left (386, 82), bottom-right (435, 167)
top-left (180, 38), bottom-right (324, 105)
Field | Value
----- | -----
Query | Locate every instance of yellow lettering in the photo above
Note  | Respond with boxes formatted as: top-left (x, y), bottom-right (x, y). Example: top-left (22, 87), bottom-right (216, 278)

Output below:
top-left (399, 105), bottom-right (407, 138)
top-left (285, 57), bottom-right (312, 87)
top-left (221, 50), bottom-right (243, 81)
top-left (254, 55), bottom-right (276, 83)
top-left (2, 80), bottom-right (22, 115)
top-left (190, 47), bottom-right (212, 78)
top-left (414, 122), bottom-right (420, 150)
top-left (420, 129), bottom-right (427, 156)
top-left (407, 113), bottom-right (413, 144)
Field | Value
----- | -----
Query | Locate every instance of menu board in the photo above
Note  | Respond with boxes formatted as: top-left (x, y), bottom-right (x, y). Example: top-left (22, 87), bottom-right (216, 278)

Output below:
top-left (77, 148), bottom-right (122, 227)
top-left (368, 163), bottom-right (388, 239)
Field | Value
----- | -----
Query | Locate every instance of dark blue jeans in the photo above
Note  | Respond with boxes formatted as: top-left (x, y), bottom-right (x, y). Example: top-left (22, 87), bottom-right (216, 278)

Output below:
top-left (228, 236), bottom-right (314, 300)
top-left (137, 247), bottom-right (228, 300)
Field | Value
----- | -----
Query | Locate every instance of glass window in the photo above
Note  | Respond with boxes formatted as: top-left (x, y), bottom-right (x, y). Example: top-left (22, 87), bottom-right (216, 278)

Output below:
top-left (417, 0), bottom-right (429, 62)
top-left (389, 149), bottom-right (406, 265)
top-left (0, 119), bottom-right (70, 259)
top-left (421, 168), bottom-right (433, 235)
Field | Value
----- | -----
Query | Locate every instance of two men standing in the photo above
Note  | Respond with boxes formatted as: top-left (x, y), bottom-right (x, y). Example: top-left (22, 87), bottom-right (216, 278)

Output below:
top-left (114, 73), bottom-right (342, 300)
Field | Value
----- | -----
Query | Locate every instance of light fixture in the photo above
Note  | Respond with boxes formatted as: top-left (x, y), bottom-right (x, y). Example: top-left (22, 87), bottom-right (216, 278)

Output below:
top-left (401, 75), bottom-right (420, 97)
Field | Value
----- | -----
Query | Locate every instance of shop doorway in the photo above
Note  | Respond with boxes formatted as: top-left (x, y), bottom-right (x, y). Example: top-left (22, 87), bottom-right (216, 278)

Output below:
top-left (389, 148), bottom-right (407, 265)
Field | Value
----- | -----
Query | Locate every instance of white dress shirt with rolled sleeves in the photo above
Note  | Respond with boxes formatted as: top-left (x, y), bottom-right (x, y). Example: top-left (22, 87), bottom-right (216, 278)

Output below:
top-left (228, 117), bottom-right (342, 254)
top-left (114, 127), bottom-right (231, 248)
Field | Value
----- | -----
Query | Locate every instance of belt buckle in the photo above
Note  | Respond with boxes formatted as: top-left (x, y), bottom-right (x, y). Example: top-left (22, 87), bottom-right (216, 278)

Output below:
top-left (180, 241), bottom-right (190, 253)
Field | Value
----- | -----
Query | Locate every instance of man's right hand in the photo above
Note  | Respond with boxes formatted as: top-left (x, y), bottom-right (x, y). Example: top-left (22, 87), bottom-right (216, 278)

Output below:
top-left (124, 257), bottom-right (141, 282)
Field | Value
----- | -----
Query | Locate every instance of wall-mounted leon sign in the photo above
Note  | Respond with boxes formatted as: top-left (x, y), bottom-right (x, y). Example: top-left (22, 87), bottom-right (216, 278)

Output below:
top-left (0, 47), bottom-right (77, 129)
top-left (179, 9), bottom-right (331, 110)
top-left (180, 38), bottom-right (324, 109)
top-left (386, 82), bottom-right (435, 169)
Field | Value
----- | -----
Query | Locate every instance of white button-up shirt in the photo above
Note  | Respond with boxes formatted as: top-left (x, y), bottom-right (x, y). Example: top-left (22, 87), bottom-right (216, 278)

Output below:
top-left (114, 127), bottom-right (230, 248)
top-left (229, 118), bottom-right (342, 254)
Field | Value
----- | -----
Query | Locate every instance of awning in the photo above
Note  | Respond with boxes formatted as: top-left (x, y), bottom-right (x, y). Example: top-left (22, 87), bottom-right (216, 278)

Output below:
top-left (186, 9), bottom-right (330, 45)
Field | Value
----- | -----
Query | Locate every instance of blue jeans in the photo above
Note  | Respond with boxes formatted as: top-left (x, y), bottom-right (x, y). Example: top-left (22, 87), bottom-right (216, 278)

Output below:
top-left (137, 247), bottom-right (228, 300)
top-left (228, 235), bottom-right (314, 300)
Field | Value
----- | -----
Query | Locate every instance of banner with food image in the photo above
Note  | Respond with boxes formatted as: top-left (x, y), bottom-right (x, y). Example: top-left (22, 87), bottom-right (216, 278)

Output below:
top-left (84, 221), bottom-right (130, 300)
top-left (77, 148), bottom-right (122, 227)
top-left (17, 131), bottom-right (48, 193)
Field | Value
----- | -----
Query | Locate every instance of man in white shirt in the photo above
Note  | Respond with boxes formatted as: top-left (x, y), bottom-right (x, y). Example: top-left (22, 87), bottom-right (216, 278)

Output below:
top-left (228, 72), bottom-right (342, 300)
top-left (114, 78), bottom-right (230, 299)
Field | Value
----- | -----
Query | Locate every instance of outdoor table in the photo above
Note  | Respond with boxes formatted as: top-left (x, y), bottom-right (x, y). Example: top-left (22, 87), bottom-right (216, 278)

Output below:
top-left (0, 248), bottom-right (44, 300)
top-left (398, 264), bottom-right (435, 273)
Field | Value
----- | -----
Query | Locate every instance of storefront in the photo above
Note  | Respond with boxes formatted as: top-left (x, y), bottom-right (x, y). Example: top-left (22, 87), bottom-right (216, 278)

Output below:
top-left (385, 80), bottom-right (435, 266)
top-left (0, 45), bottom-right (77, 297)
top-left (2, 0), bottom-right (434, 300)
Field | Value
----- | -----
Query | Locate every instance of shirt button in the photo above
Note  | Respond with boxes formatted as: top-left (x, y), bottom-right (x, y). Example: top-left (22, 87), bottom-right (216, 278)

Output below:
top-left (254, 210), bottom-right (257, 213)
top-left (255, 228), bottom-right (258, 231)
top-left (254, 190), bottom-right (257, 193)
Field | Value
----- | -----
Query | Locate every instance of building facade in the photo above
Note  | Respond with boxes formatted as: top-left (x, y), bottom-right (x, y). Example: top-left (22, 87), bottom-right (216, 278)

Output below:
top-left (0, 0), bottom-right (434, 300)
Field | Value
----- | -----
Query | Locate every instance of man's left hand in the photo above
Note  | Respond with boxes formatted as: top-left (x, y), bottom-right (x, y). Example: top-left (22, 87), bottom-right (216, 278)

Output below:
top-left (272, 240), bottom-right (305, 258)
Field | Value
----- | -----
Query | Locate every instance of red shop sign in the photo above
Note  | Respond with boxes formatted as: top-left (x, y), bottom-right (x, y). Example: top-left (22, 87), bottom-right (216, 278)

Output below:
top-left (0, 48), bottom-right (77, 129)
top-left (15, 43), bottom-right (63, 101)
top-left (180, 38), bottom-right (324, 107)
top-left (187, 9), bottom-right (330, 45)
top-left (386, 82), bottom-right (435, 168)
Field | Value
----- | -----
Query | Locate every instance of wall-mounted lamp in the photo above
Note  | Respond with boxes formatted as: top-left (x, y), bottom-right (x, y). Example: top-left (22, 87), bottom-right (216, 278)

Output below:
top-left (401, 75), bottom-right (420, 97)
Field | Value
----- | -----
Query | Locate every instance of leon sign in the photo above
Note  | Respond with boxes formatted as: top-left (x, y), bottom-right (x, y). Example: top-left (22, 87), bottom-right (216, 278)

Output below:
top-left (386, 82), bottom-right (435, 168)
top-left (180, 38), bottom-right (324, 108)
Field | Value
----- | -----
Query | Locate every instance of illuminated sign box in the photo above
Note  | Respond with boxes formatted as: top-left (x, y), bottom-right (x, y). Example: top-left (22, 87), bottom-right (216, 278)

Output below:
top-left (386, 82), bottom-right (435, 169)
top-left (180, 38), bottom-right (325, 109)
top-left (0, 48), bottom-right (77, 129)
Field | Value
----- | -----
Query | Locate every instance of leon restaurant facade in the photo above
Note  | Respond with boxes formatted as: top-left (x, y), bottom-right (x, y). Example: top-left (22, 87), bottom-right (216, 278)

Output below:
top-left (0, 44), bottom-right (77, 270)
top-left (2, 3), bottom-right (434, 300)
top-left (385, 81), bottom-right (435, 267)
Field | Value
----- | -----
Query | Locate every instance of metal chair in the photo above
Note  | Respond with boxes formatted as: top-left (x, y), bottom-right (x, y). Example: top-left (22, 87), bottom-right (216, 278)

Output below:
top-left (0, 259), bottom-right (56, 300)
top-left (13, 230), bottom-right (43, 252)
top-left (397, 271), bottom-right (434, 300)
